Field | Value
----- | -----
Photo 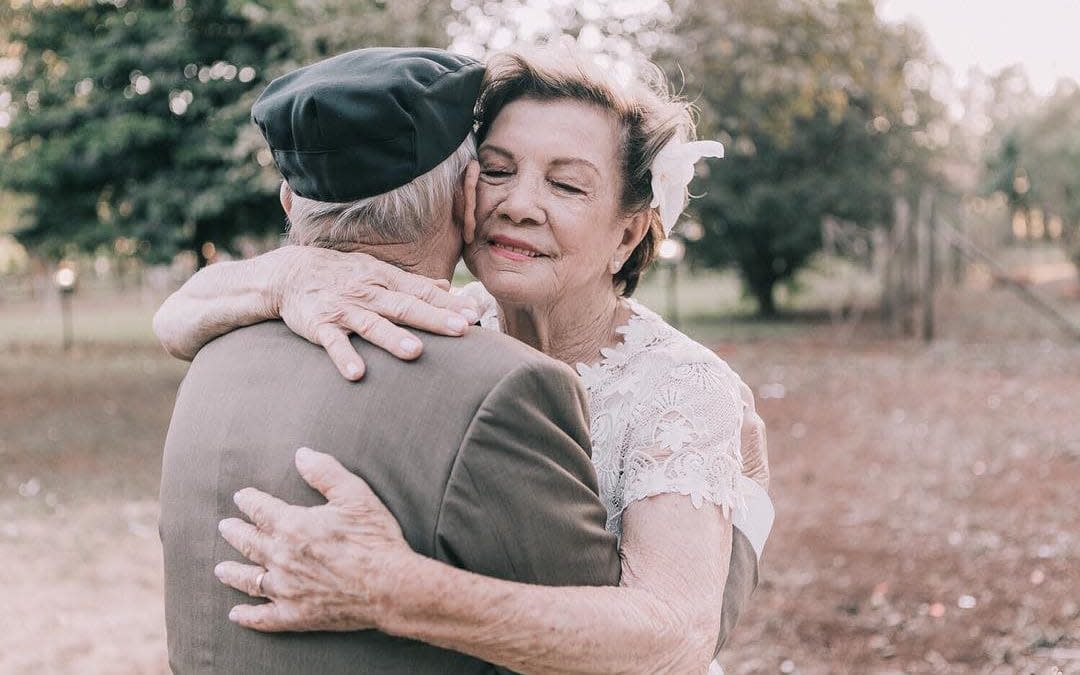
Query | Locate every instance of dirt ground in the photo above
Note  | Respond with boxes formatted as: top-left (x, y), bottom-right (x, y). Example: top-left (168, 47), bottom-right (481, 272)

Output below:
top-left (2, 283), bottom-right (1078, 674)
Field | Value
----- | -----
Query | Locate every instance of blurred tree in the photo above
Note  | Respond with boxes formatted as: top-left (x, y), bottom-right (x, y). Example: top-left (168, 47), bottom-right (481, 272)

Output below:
top-left (984, 132), bottom-right (1031, 223)
top-left (0, 0), bottom-right (461, 266)
top-left (985, 81), bottom-right (1080, 266)
top-left (0, 0), bottom-right (293, 265)
top-left (442, 0), bottom-right (949, 314)
top-left (661, 0), bottom-right (946, 315)
top-left (266, 0), bottom-right (451, 61)
top-left (445, 0), bottom-right (671, 70)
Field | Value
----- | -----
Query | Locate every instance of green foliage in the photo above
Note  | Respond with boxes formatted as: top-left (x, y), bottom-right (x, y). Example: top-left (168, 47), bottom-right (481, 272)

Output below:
top-left (0, 0), bottom-right (948, 297)
top-left (661, 0), bottom-right (945, 314)
top-left (0, 0), bottom-right (462, 265)
top-left (0, 0), bottom-right (294, 263)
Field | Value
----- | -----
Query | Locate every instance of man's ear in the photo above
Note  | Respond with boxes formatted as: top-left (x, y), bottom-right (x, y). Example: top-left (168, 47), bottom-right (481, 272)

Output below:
top-left (459, 160), bottom-right (480, 245)
top-left (614, 210), bottom-right (652, 262)
top-left (279, 181), bottom-right (293, 217)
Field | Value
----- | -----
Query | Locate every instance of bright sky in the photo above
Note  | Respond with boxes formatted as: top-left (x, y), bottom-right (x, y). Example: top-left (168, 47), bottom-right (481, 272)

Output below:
top-left (878, 0), bottom-right (1080, 95)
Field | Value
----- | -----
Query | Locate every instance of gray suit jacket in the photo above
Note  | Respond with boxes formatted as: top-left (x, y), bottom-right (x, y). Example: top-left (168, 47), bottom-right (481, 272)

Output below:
top-left (160, 321), bottom-right (757, 673)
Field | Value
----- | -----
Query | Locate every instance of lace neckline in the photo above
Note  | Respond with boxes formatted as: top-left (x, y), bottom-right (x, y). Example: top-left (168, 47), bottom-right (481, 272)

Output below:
top-left (574, 297), bottom-right (664, 389)
top-left (469, 283), bottom-right (667, 388)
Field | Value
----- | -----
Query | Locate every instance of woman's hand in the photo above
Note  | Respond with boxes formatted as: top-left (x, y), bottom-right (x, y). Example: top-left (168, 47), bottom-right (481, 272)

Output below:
top-left (271, 246), bottom-right (480, 380)
top-left (153, 246), bottom-right (480, 376)
top-left (214, 447), bottom-right (413, 632)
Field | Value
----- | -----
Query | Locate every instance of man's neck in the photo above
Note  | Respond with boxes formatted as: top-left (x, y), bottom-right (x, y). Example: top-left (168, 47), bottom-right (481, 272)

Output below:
top-left (336, 241), bottom-right (455, 282)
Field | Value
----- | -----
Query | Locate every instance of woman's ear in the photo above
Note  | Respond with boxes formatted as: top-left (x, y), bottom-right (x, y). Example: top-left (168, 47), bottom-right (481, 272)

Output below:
top-left (614, 210), bottom-right (652, 262)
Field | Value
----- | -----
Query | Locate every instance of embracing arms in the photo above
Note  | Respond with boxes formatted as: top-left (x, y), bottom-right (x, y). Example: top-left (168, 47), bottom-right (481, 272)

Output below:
top-left (221, 451), bottom-right (731, 675)
top-left (216, 359), bottom-right (735, 674)
top-left (385, 498), bottom-right (732, 674)
top-left (152, 246), bottom-right (479, 379)
top-left (153, 248), bottom-right (286, 361)
top-left (398, 361), bottom-right (735, 673)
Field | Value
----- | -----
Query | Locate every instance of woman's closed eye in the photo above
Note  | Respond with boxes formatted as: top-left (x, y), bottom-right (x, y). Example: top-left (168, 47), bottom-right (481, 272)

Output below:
top-left (550, 179), bottom-right (586, 195)
top-left (480, 167), bottom-right (513, 180)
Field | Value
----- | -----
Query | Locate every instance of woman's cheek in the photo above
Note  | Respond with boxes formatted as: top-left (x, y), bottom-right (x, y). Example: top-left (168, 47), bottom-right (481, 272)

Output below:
top-left (474, 178), bottom-right (505, 204)
top-left (473, 196), bottom-right (504, 232)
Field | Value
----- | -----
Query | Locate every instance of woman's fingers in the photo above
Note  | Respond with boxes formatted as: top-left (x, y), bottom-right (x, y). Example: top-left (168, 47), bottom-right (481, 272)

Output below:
top-left (233, 487), bottom-right (290, 533)
top-left (380, 266), bottom-right (478, 323)
top-left (218, 518), bottom-right (273, 566)
top-left (340, 309), bottom-right (424, 361)
top-left (214, 561), bottom-right (270, 598)
top-left (315, 325), bottom-right (366, 380)
top-left (365, 289), bottom-right (472, 336)
top-left (295, 447), bottom-right (377, 504)
top-left (228, 602), bottom-right (293, 632)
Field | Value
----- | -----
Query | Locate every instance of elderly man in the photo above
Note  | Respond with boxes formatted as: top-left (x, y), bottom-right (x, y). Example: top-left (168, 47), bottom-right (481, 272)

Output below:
top-left (158, 48), bottom-right (769, 674)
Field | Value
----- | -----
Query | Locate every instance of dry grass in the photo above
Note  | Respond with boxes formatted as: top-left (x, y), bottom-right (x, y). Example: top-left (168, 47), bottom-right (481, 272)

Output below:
top-left (1, 345), bottom-right (185, 674)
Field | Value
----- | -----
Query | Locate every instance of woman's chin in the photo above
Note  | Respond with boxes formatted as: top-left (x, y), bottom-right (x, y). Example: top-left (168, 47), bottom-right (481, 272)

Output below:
top-left (475, 267), bottom-right (550, 306)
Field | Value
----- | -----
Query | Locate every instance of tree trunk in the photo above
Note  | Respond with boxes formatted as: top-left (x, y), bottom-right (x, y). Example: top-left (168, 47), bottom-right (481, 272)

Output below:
top-left (745, 268), bottom-right (778, 318)
top-left (754, 284), bottom-right (778, 317)
top-left (193, 220), bottom-right (210, 269)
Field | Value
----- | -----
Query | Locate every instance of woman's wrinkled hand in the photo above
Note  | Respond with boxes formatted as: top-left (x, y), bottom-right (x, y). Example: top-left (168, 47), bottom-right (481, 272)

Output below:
top-left (214, 447), bottom-right (414, 633)
top-left (270, 246), bottom-right (480, 380)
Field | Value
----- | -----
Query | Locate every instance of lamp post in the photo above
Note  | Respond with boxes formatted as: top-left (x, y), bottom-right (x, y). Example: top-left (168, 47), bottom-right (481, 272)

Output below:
top-left (54, 265), bottom-right (77, 351)
top-left (657, 238), bottom-right (685, 329)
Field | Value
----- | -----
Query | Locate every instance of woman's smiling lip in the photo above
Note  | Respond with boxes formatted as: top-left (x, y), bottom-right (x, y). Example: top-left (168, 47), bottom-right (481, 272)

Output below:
top-left (488, 235), bottom-right (546, 261)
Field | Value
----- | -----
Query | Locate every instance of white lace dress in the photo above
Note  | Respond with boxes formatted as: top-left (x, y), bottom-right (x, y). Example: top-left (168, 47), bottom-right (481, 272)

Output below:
top-left (462, 283), bottom-right (771, 674)
top-left (462, 282), bottom-right (767, 536)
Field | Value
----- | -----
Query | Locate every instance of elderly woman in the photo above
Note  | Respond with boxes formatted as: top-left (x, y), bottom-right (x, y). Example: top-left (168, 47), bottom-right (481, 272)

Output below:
top-left (156, 48), bottom-right (770, 673)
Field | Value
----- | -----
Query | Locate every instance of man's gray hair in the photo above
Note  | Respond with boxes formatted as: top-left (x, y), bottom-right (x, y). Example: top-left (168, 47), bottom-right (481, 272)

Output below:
top-left (286, 134), bottom-right (476, 248)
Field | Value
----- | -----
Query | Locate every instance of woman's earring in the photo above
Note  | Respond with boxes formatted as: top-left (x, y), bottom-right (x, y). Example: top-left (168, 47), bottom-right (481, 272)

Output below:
top-left (609, 256), bottom-right (624, 274)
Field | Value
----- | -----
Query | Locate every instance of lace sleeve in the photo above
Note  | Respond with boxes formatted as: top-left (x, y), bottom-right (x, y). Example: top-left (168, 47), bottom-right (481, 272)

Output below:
top-left (621, 358), bottom-right (749, 519)
top-left (456, 281), bottom-right (501, 330)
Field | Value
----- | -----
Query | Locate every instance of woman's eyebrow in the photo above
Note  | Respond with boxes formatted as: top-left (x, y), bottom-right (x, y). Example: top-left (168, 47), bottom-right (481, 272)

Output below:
top-left (550, 157), bottom-right (600, 178)
top-left (479, 145), bottom-right (600, 178)
top-left (478, 144), bottom-right (514, 160)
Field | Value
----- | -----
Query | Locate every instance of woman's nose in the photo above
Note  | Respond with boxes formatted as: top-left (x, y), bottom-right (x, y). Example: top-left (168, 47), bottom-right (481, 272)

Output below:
top-left (495, 176), bottom-right (546, 226)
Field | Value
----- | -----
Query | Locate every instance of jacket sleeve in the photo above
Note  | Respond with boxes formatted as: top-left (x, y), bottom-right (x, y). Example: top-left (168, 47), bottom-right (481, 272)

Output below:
top-left (715, 529), bottom-right (759, 653)
top-left (433, 358), bottom-right (621, 587)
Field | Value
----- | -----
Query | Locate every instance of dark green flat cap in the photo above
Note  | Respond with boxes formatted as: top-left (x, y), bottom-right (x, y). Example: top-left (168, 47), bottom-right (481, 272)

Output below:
top-left (252, 48), bottom-right (484, 203)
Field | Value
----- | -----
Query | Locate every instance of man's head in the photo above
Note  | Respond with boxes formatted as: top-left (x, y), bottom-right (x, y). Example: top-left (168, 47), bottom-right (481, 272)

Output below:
top-left (253, 48), bottom-right (485, 278)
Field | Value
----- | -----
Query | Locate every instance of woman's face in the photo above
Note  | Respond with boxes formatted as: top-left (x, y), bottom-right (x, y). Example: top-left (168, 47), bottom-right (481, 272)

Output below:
top-left (464, 98), bottom-right (647, 308)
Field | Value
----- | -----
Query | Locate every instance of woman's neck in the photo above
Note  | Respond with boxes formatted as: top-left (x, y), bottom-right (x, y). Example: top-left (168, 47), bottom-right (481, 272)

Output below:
top-left (498, 286), bottom-right (624, 367)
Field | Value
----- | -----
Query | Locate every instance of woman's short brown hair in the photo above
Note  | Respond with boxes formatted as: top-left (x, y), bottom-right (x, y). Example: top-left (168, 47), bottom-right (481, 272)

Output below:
top-left (475, 47), bottom-right (696, 296)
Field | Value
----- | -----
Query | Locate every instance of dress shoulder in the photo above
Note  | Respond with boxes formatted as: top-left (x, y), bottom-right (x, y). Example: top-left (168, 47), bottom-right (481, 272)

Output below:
top-left (591, 300), bottom-right (753, 520)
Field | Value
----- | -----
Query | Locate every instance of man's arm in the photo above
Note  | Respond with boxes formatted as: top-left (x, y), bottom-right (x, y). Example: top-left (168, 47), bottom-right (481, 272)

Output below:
top-left (434, 358), bottom-right (621, 586)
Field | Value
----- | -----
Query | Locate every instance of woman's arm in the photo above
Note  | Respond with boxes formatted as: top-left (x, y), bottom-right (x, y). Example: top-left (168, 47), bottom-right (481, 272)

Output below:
top-left (152, 246), bottom-right (479, 379)
top-left (383, 495), bottom-right (732, 674)
top-left (152, 247), bottom-right (289, 361)
top-left (218, 448), bottom-right (732, 675)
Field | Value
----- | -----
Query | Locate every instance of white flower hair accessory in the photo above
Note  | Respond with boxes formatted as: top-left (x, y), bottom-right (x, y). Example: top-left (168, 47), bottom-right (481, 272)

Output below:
top-left (649, 139), bottom-right (725, 235)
